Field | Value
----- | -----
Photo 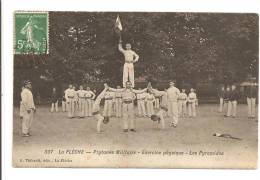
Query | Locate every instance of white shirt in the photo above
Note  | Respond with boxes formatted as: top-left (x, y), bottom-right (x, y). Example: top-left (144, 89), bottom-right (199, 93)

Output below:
top-left (77, 90), bottom-right (86, 98)
top-left (188, 92), bottom-right (197, 103)
top-left (178, 92), bottom-right (188, 101)
top-left (21, 88), bottom-right (35, 111)
top-left (104, 91), bottom-right (114, 100)
top-left (119, 44), bottom-right (139, 63)
top-left (65, 88), bottom-right (75, 101)
top-left (145, 93), bottom-right (155, 102)
top-left (167, 86), bottom-right (180, 102)
top-left (85, 90), bottom-right (95, 99)
top-left (136, 92), bottom-right (146, 100)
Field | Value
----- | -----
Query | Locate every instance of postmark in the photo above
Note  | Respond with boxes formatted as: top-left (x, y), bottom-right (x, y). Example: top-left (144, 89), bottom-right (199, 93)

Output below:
top-left (14, 11), bottom-right (49, 54)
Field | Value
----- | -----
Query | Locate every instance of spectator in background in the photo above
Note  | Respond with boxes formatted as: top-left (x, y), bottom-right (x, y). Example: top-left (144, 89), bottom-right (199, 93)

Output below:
top-left (187, 88), bottom-right (197, 118)
top-left (218, 85), bottom-right (225, 113)
top-left (246, 81), bottom-right (258, 119)
top-left (223, 86), bottom-right (231, 116)
top-left (50, 87), bottom-right (59, 113)
top-left (227, 85), bottom-right (240, 118)
top-left (61, 89), bottom-right (67, 112)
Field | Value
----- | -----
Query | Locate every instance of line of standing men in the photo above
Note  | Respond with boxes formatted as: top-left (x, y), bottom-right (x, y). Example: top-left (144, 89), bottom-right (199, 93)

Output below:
top-left (218, 82), bottom-right (257, 118)
top-left (58, 84), bottom-right (96, 118)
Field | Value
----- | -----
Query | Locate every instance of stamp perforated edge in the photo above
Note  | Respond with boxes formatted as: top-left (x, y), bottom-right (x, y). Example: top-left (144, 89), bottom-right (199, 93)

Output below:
top-left (13, 11), bottom-right (49, 55)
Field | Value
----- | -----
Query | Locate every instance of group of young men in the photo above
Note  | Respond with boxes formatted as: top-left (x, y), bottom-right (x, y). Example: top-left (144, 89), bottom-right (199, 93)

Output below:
top-left (218, 82), bottom-right (257, 119)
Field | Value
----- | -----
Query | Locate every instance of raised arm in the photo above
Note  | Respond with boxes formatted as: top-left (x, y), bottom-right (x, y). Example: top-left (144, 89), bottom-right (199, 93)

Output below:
top-left (118, 43), bottom-right (125, 53)
top-left (108, 87), bottom-right (125, 92)
top-left (133, 88), bottom-right (147, 94)
top-left (150, 88), bottom-right (166, 96)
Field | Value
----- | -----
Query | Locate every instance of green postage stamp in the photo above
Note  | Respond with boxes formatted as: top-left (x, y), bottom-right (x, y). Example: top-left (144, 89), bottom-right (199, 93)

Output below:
top-left (14, 11), bottom-right (49, 54)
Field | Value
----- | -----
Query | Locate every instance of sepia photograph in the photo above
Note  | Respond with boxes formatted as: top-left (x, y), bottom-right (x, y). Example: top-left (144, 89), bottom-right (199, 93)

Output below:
top-left (12, 11), bottom-right (258, 168)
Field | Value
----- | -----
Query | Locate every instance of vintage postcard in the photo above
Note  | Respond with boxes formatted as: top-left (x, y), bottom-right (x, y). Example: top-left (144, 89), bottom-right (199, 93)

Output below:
top-left (12, 11), bottom-right (258, 168)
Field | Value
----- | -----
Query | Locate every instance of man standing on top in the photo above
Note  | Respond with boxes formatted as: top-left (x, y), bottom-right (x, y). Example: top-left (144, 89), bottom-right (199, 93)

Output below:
top-left (246, 81), bottom-right (258, 119)
top-left (20, 80), bottom-right (36, 137)
top-left (118, 40), bottom-right (139, 87)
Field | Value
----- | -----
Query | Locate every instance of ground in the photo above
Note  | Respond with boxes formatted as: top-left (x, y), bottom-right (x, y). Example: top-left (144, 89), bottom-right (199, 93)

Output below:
top-left (13, 104), bottom-right (258, 168)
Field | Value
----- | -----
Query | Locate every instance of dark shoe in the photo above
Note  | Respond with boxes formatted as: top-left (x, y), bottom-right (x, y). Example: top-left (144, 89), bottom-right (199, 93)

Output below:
top-left (130, 129), bottom-right (136, 132)
top-left (123, 129), bottom-right (128, 132)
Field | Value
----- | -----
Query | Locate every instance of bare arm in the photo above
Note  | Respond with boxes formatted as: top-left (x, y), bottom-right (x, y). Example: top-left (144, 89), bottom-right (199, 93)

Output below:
top-left (91, 91), bottom-right (96, 99)
top-left (133, 51), bottom-right (139, 62)
top-left (108, 87), bottom-right (125, 92)
top-left (133, 88), bottom-right (147, 94)
top-left (151, 88), bottom-right (166, 96)
top-left (118, 43), bottom-right (125, 53)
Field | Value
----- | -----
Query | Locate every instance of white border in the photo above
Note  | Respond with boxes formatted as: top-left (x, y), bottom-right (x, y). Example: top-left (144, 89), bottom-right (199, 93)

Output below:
top-left (2, 0), bottom-right (260, 180)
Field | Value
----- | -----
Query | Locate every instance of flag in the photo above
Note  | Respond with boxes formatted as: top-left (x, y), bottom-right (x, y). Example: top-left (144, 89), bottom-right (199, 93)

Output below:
top-left (115, 15), bottom-right (122, 32)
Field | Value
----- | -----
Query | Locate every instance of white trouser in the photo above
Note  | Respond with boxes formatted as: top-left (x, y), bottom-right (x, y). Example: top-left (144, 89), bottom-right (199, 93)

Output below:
top-left (227, 101), bottom-right (237, 117)
top-left (78, 98), bottom-right (85, 117)
top-left (94, 113), bottom-right (104, 133)
top-left (146, 101), bottom-right (155, 117)
top-left (247, 98), bottom-right (256, 118)
top-left (188, 102), bottom-right (196, 117)
top-left (85, 99), bottom-right (93, 116)
top-left (22, 110), bottom-right (34, 134)
top-left (51, 101), bottom-right (59, 112)
top-left (62, 101), bottom-right (67, 112)
top-left (168, 101), bottom-right (178, 124)
top-left (115, 98), bottom-right (122, 117)
top-left (137, 100), bottom-right (146, 116)
top-left (178, 100), bottom-right (187, 117)
top-left (123, 63), bottom-right (134, 87)
top-left (67, 99), bottom-right (75, 118)
top-left (219, 98), bottom-right (224, 112)
top-left (155, 98), bottom-right (160, 109)
top-left (103, 100), bottom-right (113, 117)
top-left (122, 102), bottom-right (135, 129)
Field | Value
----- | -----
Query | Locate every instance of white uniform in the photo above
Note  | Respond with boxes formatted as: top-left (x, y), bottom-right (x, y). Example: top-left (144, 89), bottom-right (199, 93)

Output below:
top-left (154, 94), bottom-right (161, 109)
top-left (110, 87), bottom-right (146, 130)
top-left (178, 92), bottom-right (187, 117)
top-left (188, 92), bottom-right (197, 117)
top-left (92, 88), bottom-right (108, 133)
top-left (65, 88), bottom-right (76, 118)
top-left (167, 86), bottom-right (180, 125)
top-left (146, 93), bottom-right (155, 117)
top-left (103, 91), bottom-right (114, 117)
top-left (136, 92), bottom-right (146, 117)
top-left (85, 90), bottom-right (95, 117)
top-left (118, 44), bottom-right (139, 87)
top-left (77, 90), bottom-right (86, 117)
top-left (62, 91), bottom-right (67, 112)
top-left (115, 91), bottom-right (123, 117)
top-left (21, 88), bottom-right (35, 134)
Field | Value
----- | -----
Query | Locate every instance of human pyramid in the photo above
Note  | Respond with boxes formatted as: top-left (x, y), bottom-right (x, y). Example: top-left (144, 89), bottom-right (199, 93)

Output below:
top-left (20, 40), bottom-right (198, 137)
top-left (56, 40), bottom-right (198, 133)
